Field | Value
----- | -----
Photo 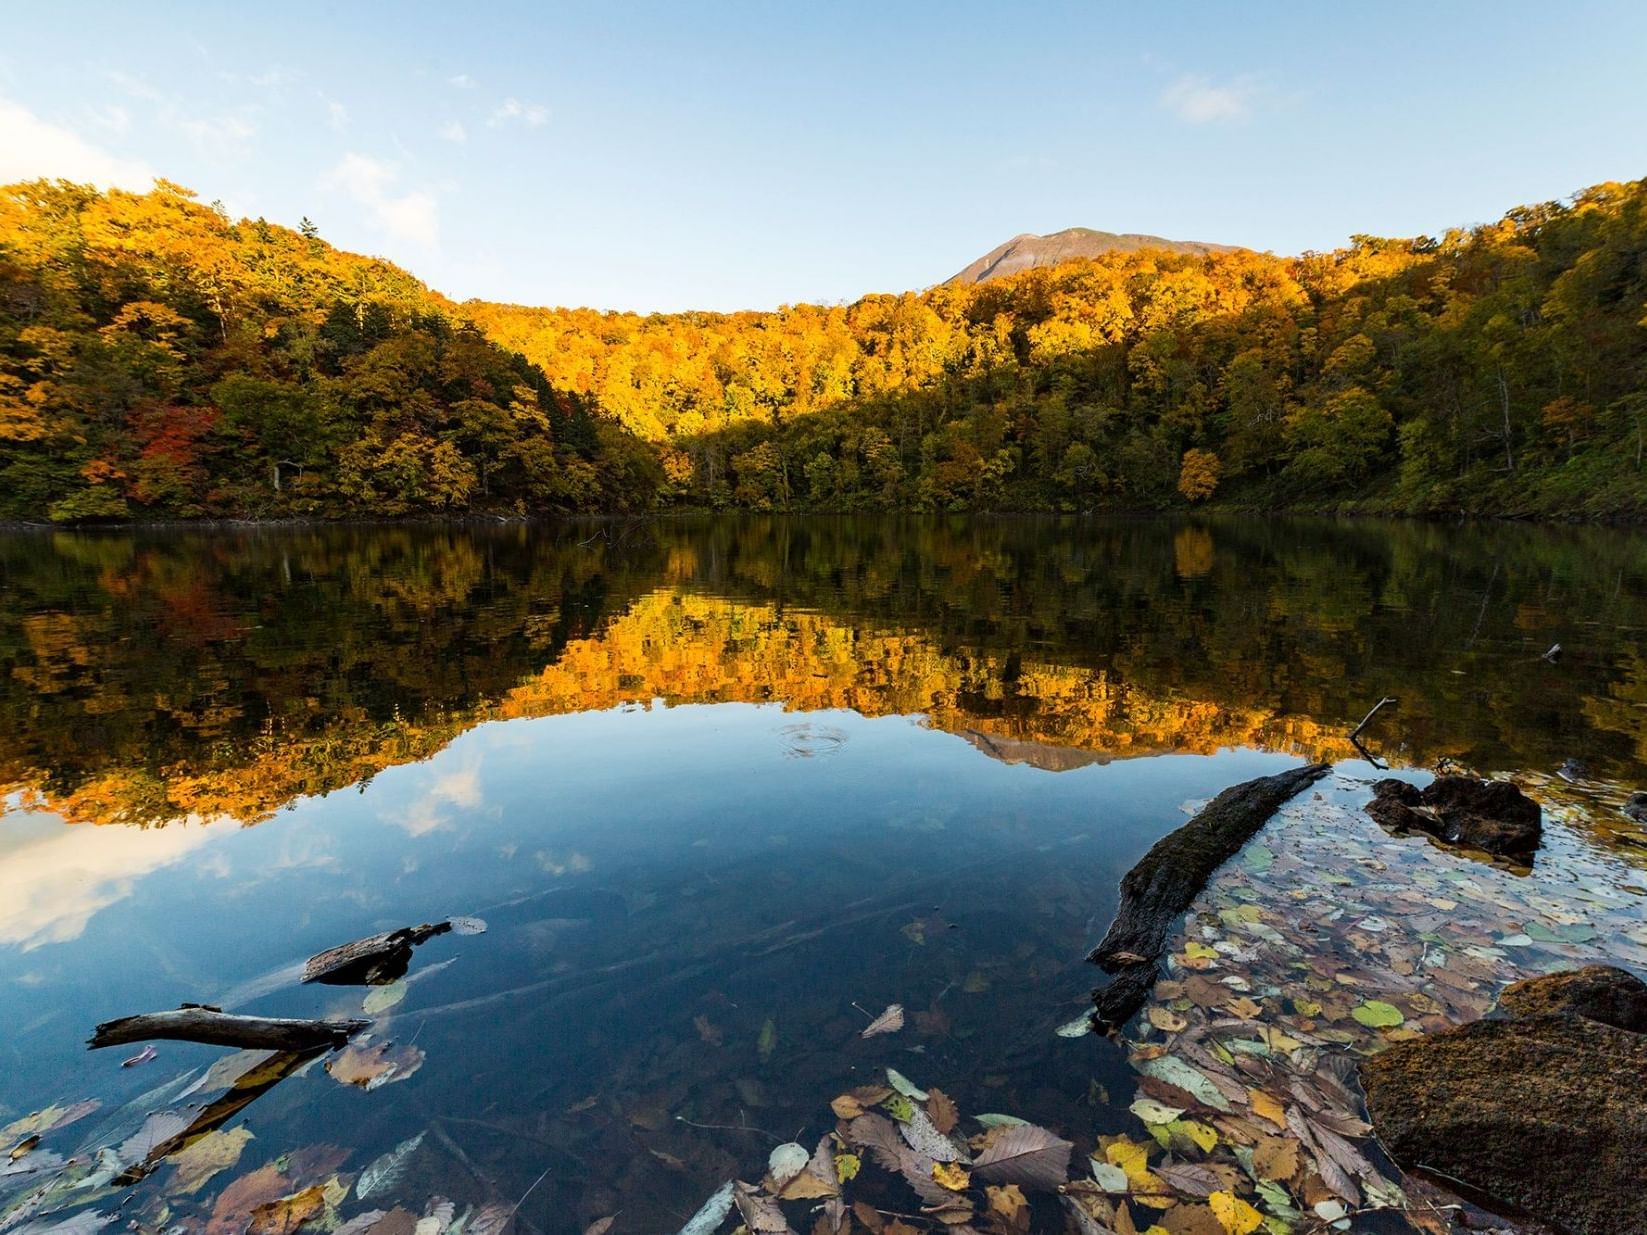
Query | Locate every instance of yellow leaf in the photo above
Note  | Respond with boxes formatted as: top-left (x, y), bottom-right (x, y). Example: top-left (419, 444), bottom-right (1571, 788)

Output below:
top-left (830, 1094), bottom-right (864, 1119)
top-left (1184, 942), bottom-right (1218, 960)
top-left (1247, 1089), bottom-right (1286, 1130)
top-left (1147, 1007), bottom-right (1187, 1033)
top-left (1223, 996), bottom-right (1262, 1020)
top-left (932, 1161), bottom-right (970, 1191)
top-left (1174, 1119), bottom-right (1219, 1152)
top-left (834, 1152), bottom-right (860, 1182)
top-left (1209, 1190), bottom-right (1262, 1235)
top-left (168, 1126), bottom-right (254, 1195)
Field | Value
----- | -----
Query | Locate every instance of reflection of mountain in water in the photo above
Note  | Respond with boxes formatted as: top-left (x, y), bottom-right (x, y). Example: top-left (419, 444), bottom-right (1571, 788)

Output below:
top-left (1, 516), bottom-right (1644, 830)
top-left (961, 729), bottom-right (1112, 772)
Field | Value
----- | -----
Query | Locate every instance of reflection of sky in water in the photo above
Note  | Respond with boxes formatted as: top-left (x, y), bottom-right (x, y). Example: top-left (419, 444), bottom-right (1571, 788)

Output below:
top-left (0, 701), bottom-right (1299, 1230)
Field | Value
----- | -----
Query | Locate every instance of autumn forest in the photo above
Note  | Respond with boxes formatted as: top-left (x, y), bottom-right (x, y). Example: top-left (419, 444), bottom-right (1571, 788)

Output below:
top-left (2, 175), bottom-right (1646, 523)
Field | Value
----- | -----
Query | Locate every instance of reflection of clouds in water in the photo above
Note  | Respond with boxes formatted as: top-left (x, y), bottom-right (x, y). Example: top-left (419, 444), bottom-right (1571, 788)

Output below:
top-left (390, 757), bottom-right (484, 836)
top-left (0, 809), bottom-right (230, 951)
top-left (779, 722), bottom-right (849, 759)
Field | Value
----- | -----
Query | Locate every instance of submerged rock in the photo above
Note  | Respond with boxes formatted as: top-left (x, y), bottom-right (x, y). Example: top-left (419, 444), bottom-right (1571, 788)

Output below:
top-left (1362, 966), bottom-right (1647, 1235)
top-left (1623, 790), bottom-right (1647, 823)
top-left (1365, 775), bottom-right (1542, 860)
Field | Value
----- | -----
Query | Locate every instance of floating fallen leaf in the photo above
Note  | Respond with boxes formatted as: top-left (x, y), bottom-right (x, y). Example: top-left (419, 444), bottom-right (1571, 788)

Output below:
top-left (1129, 1098), bottom-right (1184, 1126)
top-left (8, 1135), bottom-right (40, 1161)
top-left (898, 1108), bottom-right (962, 1163)
top-left (582, 1219), bottom-right (615, 1235)
top-left (248, 1185), bottom-right (326, 1235)
top-left (169, 1126), bottom-right (255, 1195)
top-left (733, 1181), bottom-right (793, 1235)
top-left (363, 982), bottom-right (408, 1015)
top-left (122, 1046), bottom-right (158, 1068)
top-left (885, 1068), bottom-right (927, 1101)
top-left (1252, 1136), bottom-right (1299, 1182)
top-left (926, 1088), bottom-right (958, 1135)
top-left (1350, 1000), bottom-right (1404, 1028)
top-left (356, 1133), bottom-right (423, 1200)
top-left (1091, 1160), bottom-right (1129, 1192)
top-left (932, 1160), bottom-right (969, 1191)
top-left (1156, 1161), bottom-right (1221, 1198)
top-left (861, 1004), bottom-right (904, 1038)
top-left (1208, 1190), bottom-right (1262, 1235)
top-left (972, 1122), bottom-right (1072, 1191)
top-left (327, 1042), bottom-right (425, 1091)
top-left (767, 1142), bottom-right (809, 1188)
top-left (1147, 1007), bottom-right (1187, 1033)
top-left (1055, 1011), bottom-right (1095, 1038)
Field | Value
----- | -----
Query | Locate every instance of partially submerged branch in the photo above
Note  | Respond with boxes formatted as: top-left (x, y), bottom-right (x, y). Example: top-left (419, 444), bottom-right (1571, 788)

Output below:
top-left (90, 1006), bottom-right (370, 1052)
top-left (1088, 762), bottom-right (1331, 1029)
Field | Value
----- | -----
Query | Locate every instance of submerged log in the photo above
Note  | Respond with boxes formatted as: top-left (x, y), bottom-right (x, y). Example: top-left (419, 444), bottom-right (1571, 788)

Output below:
top-left (90, 1006), bottom-right (370, 1052)
top-left (1088, 762), bottom-right (1330, 1029)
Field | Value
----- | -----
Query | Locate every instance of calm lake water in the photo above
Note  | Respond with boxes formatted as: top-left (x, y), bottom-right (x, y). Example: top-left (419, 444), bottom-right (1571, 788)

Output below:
top-left (1, 516), bottom-right (1645, 1233)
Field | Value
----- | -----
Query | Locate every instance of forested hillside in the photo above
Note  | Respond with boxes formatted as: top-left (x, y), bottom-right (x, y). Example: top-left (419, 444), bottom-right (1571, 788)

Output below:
top-left (471, 178), bottom-right (1647, 518)
top-left (3, 176), bottom-right (1645, 521)
top-left (0, 180), bottom-right (657, 521)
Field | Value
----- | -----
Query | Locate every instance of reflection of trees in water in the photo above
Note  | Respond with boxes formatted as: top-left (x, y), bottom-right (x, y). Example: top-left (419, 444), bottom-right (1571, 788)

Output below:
top-left (1, 516), bottom-right (1644, 828)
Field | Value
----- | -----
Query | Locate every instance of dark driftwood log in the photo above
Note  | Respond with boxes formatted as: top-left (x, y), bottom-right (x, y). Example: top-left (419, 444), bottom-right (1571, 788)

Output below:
top-left (90, 1006), bottom-right (370, 1052)
top-left (304, 921), bottom-right (451, 986)
top-left (1089, 762), bottom-right (1331, 1029)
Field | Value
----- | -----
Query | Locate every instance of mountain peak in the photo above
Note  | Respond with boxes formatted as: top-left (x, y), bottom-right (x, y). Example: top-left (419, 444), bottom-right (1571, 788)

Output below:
top-left (947, 227), bottom-right (1240, 285)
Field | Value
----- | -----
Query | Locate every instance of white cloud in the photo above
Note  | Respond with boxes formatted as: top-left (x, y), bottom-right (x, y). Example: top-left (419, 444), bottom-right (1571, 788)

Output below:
top-left (322, 152), bottom-right (440, 249)
top-left (489, 98), bottom-right (548, 128)
top-left (437, 120), bottom-right (467, 143)
top-left (1161, 74), bottom-right (1259, 124)
top-left (179, 113), bottom-right (257, 159)
top-left (0, 96), bottom-right (154, 189)
top-left (107, 70), bottom-right (164, 102)
top-left (0, 809), bottom-right (231, 951)
top-left (87, 103), bottom-right (131, 134)
top-left (322, 94), bottom-right (349, 131)
top-left (448, 73), bottom-right (476, 89)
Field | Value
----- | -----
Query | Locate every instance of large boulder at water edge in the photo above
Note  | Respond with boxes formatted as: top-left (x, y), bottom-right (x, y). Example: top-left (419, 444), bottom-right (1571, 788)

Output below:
top-left (1365, 775), bottom-right (1542, 860)
top-left (1361, 966), bottom-right (1647, 1235)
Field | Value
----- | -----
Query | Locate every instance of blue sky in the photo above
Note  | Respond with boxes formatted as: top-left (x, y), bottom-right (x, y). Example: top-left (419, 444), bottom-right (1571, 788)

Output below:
top-left (3, 2), bottom-right (1645, 312)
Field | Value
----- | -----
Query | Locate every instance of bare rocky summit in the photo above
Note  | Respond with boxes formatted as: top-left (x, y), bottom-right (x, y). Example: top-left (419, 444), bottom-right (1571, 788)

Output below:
top-left (946, 227), bottom-right (1241, 285)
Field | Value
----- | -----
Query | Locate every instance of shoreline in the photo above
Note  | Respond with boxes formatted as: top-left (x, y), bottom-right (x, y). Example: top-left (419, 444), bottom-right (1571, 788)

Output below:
top-left (3, 505), bottom-right (1644, 534)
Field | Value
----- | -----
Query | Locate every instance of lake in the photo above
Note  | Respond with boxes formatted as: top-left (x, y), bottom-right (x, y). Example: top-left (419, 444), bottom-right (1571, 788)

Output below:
top-left (2, 516), bottom-right (1645, 1234)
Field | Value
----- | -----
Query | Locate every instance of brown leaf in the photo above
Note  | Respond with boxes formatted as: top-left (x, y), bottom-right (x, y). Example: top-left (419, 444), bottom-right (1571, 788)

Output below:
top-left (733, 1181), bottom-right (794, 1235)
top-left (582, 1219), bottom-right (615, 1235)
top-left (325, 1042), bottom-right (424, 1091)
top-left (851, 1200), bottom-right (884, 1233)
top-left (1156, 1161), bottom-right (1221, 1197)
top-left (986, 1183), bottom-right (1029, 1233)
top-left (925, 1088), bottom-right (958, 1136)
top-left (844, 1114), bottom-right (903, 1171)
top-left (694, 1015), bottom-right (724, 1046)
top-left (1253, 1136), bottom-right (1299, 1182)
top-left (1157, 1202), bottom-right (1224, 1235)
top-left (829, 1093), bottom-right (864, 1120)
top-left (861, 1004), bottom-right (904, 1038)
top-left (248, 1186), bottom-right (326, 1235)
top-left (971, 1123), bottom-right (1072, 1192)
top-left (209, 1165), bottom-right (293, 1235)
